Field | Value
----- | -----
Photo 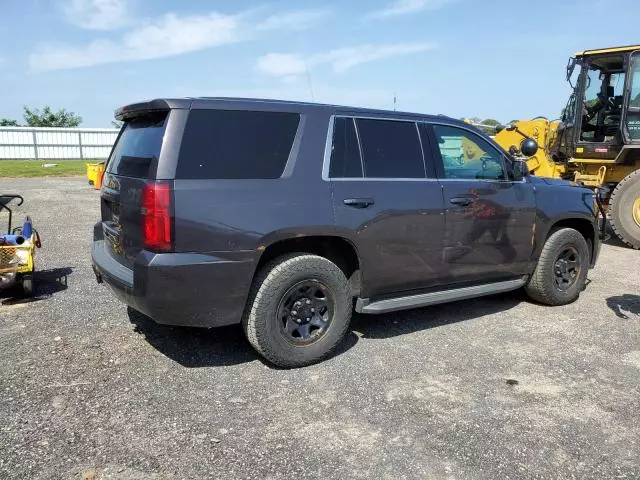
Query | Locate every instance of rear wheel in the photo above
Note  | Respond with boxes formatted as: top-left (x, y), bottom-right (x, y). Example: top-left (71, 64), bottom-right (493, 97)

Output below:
top-left (242, 254), bottom-right (352, 368)
top-left (525, 228), bottom-right (590, 306)
top-left (610, 170), bottom-right (640, 249)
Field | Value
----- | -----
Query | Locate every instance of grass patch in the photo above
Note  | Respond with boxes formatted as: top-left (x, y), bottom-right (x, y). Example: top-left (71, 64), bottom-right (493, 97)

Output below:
top-left (0, 160), bottom-right (97, 177)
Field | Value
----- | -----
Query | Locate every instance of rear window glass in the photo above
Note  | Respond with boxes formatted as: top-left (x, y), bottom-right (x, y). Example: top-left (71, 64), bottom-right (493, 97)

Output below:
top-left (356, 119), bottom-right (425, 178)
top-left (176, 109), bottom-right (300, 179)
top-left (107, 113), bottom-right (167, 178)
top-left (329, 117), bottom-right (363, 178)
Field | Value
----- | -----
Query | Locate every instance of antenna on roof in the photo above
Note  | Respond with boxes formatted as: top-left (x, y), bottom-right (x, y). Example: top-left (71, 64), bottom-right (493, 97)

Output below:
top-left (304, 59), bottom-right (315, 102)
top-left (393, 92), bottom-right (397, 111)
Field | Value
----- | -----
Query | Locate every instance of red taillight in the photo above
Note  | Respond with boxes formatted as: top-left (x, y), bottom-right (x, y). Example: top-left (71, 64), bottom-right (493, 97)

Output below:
top-left (142, 182), bottom-right (172, 252)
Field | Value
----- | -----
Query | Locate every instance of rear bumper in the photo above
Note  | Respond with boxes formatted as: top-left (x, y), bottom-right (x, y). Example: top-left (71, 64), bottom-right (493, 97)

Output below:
top-left (92, 239), bottom-right (255, 328)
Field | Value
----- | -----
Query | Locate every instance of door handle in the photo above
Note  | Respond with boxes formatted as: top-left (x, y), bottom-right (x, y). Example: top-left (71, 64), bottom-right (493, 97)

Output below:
top-left (449, 197), bottom-right (473, 207)
top-left (343, 198), bottom-right (375, 209)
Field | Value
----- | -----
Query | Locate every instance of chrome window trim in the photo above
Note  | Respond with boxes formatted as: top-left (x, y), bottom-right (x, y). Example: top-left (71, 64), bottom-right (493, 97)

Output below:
top-left (321, 114), bottom-right (335, 180)
top-left (415, 122), bottom-right (428, 178)
top-left (352, 117), bottom-right (365, 176)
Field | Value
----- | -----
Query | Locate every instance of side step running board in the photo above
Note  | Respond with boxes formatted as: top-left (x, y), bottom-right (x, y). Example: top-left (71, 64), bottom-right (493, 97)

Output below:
top-left (355, 277), bottom-right (527, 315)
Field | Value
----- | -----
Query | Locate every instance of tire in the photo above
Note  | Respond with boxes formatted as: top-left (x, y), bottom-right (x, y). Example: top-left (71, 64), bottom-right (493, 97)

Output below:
top-left (609, 170), bottom-right (640, 249)
top-left (525, 228), bottom-right (590, 306)
top-left (21, 275), bottom-right (34, 297)
top-left (242, 254), bottom-right (352, 368)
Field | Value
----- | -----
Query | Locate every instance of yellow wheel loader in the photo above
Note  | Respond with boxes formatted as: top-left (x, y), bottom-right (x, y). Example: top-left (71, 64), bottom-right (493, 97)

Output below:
top-left (494, 45), bottom-right (640, 249)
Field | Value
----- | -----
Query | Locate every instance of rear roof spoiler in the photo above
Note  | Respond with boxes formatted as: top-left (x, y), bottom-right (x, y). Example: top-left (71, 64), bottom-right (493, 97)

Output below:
top-left (114, 99), bottom-right (192, 121)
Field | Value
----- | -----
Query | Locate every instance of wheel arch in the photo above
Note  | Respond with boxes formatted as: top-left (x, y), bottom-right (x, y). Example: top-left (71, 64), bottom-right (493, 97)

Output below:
top-left (538, 216), bottom-right (597, 264)
top-left (253, 234), bottom-right (362, 296)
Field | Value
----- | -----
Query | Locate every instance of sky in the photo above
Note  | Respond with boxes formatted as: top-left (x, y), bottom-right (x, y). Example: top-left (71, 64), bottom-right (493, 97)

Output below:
top-left (2, 0), bottom-right (640, 127)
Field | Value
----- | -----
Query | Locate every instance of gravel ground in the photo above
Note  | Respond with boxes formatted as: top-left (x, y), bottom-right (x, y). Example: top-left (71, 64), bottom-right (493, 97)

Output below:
top-left (1, 177), bottom-right (639, 480)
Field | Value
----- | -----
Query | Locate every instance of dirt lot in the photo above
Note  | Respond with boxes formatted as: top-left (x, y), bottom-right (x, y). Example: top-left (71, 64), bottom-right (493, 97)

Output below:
top-left (1, 177), bottom-right (639, 479)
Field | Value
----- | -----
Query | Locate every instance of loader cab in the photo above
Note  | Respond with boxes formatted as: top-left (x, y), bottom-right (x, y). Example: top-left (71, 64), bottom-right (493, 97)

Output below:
top-left (557, 46), bottom-right (640, 161)
top-left (573, 53), bottom-right (626, 159)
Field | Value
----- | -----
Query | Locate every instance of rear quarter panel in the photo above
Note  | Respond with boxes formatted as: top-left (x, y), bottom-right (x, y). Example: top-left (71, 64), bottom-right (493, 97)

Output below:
top-left (172, 111), bottom-right (336, 257)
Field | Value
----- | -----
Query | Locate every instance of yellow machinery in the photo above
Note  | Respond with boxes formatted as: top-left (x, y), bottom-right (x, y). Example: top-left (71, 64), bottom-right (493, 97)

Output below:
top-left (86, 162), bottom-right (105, 190)
top-left (0, 195), bottom-right (40, 296)
top-left (494, 45), bottom-right (640, 249)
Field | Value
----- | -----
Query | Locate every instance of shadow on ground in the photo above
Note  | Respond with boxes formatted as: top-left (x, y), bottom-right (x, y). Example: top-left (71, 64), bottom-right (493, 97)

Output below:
top-left (1, 267), bottom-right (71, 305)
top-left (606, 294), bottom-right (640, 320)
top-left (129, 290), bottom-right (524, 368)
top-left (602, 225), bottom-right (638, 250)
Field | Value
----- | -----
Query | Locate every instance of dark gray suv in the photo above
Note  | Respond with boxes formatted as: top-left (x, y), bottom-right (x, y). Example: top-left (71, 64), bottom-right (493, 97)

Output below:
top-left (92, 98), bottom-right (602, 367)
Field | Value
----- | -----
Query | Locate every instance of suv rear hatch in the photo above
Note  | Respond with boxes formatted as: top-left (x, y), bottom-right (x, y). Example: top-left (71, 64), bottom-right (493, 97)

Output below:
top-left (101, 110), bottom-right (171, 269)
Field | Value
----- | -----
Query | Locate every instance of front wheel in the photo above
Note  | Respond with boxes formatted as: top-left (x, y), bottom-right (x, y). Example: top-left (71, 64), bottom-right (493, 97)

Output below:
top-left (525, 228), bottom-right (590, 306)
top-left (242, 254), bottom-right (352, 368)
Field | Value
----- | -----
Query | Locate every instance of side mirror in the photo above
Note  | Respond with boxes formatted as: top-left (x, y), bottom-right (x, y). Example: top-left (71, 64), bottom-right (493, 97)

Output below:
top-left (520, 138), bottom-right (539, 157)
top-left (495, 124), bottom-right (506, 134)
top-left (512, 159), bottom-right (529, 181)
top-left (505, 123), bottom-right (517, 132)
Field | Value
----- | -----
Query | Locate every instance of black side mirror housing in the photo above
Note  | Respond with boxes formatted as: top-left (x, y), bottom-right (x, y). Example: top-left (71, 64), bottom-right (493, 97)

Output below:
top-left (511, 159), bottom-right (529, 181)
top-left (520, 138), bottom-right (539, 157)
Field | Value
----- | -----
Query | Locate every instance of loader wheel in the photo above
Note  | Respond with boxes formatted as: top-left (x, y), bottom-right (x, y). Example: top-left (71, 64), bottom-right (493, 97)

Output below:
top-left (525, 228), bottom-right (590, 306)
top-left (610, 170), bottom-right (640, 250)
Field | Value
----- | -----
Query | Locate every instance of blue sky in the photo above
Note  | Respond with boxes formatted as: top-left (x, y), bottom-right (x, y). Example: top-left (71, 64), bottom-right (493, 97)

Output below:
top-left (2, 0), bottom-right (640, 127)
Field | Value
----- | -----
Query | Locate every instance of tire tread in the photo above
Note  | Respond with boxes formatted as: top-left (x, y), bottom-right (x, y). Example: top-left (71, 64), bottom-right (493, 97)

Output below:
top-left (609, 169), bottom-right (640, 250)
top-left (525, 228), bottom-right (589, 306)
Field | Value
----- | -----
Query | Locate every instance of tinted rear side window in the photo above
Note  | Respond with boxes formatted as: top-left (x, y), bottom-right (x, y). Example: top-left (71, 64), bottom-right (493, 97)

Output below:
top-left (329, 117), bottom-right (363, 178)
top-left (107, 113), bottom-right (167, 178)
top-left (177, 109), bottom-right (300, 179)
top-left (356, 119), bottom-right (425, 178)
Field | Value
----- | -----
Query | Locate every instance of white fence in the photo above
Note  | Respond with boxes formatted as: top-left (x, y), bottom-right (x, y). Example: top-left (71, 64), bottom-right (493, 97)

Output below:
top-left (0, 126), bottom-right (119, 160)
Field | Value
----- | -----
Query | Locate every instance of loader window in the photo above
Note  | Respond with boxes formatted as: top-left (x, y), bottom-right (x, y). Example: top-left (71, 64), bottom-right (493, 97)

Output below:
top-left (627, 52), bottom-right (640, 140)
top-left (579, 56), bottom-right (624, 143)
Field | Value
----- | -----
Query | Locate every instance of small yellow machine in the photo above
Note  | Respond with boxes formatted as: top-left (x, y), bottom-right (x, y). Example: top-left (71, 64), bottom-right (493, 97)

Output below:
top-left (0, 195), bottom-right (40, 296)
top-left (86, 162), bottom-right (105, 190)
top-left (494, 45), bottom-right (640, 249)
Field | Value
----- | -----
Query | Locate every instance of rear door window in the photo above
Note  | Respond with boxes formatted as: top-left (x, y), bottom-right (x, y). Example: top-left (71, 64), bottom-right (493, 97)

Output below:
top-left (177, 109), bottom-right (300, 179)
top-left (356, 118), bottom-right (425, 178)
top-left (106, 113), bottom-right (167, 178)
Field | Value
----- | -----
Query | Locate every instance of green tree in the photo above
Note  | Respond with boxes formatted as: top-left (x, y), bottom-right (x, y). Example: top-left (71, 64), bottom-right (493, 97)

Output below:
top-left (22, 105), bottom-right (82, 127)
top-left (0, 118), bottom-right (19, 126)
top-left (480, 118), bottom-right (500, 127)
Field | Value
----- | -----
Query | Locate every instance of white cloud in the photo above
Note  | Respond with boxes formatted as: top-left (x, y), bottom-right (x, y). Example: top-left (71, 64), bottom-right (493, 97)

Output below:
top-left (30, 12), bottom-right (242, 71)
top-left (62, 0), bottom-right (130, 30)
top-left (256, 42), bottom-right (436, 77)
top-left (368, 0), bottom-right (456, 18)
top-left (256, 53), bottom-right (308, 77)
top-left (29, 7), bottom-right (328, 72)
top-left (257, 9), bottom-right (330, 31)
